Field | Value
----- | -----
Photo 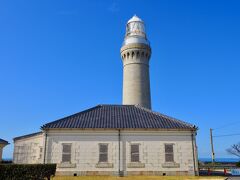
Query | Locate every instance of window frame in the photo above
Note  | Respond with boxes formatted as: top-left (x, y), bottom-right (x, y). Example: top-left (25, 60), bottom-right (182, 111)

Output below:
top-left (130, 144), bottom-right (140, 163)
top-left (164, 144), bottom-right (174, 163)
top-left (62, 143), bottom-right (72, 163)
top-left (99, 143), bottom-right (108, 163)
top-left (39, 147), bottom-right (43, 159)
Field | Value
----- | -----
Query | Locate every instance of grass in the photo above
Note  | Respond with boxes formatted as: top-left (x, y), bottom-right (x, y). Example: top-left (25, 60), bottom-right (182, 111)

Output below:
top-left (52, 176), bottom-right (225, 180)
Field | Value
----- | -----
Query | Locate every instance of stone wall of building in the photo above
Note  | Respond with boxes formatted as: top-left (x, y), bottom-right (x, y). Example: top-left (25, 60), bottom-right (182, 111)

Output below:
top-left (13, 133), bottom-right (44, 164)
top-left (0, 144), bottom-right (4, 162)
top-left (45, 130), bottom-right (198, 176)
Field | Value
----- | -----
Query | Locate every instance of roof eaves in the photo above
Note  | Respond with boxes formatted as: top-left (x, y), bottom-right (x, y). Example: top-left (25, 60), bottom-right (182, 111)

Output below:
top-left (13, 132), bottom-right (43, 141)
top-left (0, 138), bottom-right (9, 145)
top-left (39, 127), bottom-right (197, 131)
top-left (41, 105), bottom-right (102, 130)
top-left (135, 105), bottom-right (197, 129)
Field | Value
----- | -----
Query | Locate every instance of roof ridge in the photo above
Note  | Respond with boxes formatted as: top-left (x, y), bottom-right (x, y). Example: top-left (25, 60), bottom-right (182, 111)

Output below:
top-left (99, 104), bottom-right (135, 107)
top-left (41, 105), bottom-right (102, 129)
top-left (134, 105), bottom-right (196, 129)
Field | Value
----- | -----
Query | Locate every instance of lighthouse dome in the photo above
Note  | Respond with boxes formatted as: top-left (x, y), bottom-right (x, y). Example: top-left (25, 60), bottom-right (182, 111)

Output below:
top-left (127, 15), bottom-right (144, 23)
top-left (122, 15), bottom-right (150, 46)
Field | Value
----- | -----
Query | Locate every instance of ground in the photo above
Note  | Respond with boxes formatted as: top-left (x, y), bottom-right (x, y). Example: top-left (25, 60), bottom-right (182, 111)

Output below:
top-left (52, 176), bottom-right (225, 180)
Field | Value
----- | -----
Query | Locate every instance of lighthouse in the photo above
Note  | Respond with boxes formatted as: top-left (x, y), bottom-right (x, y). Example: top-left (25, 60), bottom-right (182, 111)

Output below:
top-left (120, 15), bottom-right (152, 109)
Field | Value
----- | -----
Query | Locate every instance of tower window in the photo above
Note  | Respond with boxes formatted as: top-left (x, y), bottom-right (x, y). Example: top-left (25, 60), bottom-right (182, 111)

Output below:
top-left (132, 51), bottom-right (135, 57)
top-left (137, 51), bottom-right (140, 58)
top-left (127, 52), bottom-right (130, 58)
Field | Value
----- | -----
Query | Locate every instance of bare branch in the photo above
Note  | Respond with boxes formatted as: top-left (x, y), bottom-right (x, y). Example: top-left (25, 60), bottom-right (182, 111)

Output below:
top-left (227, 142), bottom-right (240, 158)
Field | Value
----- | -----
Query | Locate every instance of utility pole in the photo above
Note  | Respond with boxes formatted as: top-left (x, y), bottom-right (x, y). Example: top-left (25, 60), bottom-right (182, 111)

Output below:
top-left (210, 128), bottom-right (215, 163)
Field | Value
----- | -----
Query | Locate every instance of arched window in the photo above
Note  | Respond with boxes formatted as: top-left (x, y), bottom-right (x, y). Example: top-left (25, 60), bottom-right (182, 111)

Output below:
top-left (137, 51), bottom-right (140, 58)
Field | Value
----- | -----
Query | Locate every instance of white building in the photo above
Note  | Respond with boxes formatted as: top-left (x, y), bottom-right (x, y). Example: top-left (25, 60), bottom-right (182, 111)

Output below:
top-left (0, 138), bottom-right (9, 162)
top-left (13, 15), bottom-right (199, 176)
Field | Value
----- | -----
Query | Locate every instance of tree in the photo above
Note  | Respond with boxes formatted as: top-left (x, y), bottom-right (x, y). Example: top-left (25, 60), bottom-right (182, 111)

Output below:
top-left (227, 142), bottom-right (240, 158)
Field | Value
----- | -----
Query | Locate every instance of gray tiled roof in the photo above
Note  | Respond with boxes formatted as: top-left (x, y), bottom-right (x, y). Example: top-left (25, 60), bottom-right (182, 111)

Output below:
top-left (0, 138), bottom-right (9, 144)
top-left (13, 132), bottom-right (42, 141)
top-left (42, 105), bottom-right (196, 130)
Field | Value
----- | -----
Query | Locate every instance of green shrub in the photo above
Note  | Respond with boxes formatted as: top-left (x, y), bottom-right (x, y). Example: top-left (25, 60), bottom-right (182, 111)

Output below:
top-left (0, 164), bottom-right (56, 180)
top-left (236, 161), bottom-right (240, 167)
top-left (0, 159), bottom-right (12, 164)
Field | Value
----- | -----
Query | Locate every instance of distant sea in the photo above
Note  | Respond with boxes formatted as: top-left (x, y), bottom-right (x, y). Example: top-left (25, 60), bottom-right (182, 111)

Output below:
top-left (199, 158), bottom-right (240, 162)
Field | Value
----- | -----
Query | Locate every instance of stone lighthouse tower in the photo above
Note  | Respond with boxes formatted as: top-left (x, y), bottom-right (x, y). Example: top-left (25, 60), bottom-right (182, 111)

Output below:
top-left (120, 15), bottom-right (152, 109)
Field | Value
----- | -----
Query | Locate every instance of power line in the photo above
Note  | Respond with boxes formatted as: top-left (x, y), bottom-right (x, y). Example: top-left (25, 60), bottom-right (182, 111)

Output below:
top-left (213, 133), bottom-right (240, 138)
top-left (213, 121), bottom-right (240, 130)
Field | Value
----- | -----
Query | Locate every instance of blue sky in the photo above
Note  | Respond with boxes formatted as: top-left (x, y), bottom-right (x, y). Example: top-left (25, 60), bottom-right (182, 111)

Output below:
top-left (0, 0), bottom-right (240, 159)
